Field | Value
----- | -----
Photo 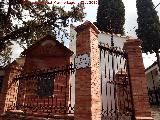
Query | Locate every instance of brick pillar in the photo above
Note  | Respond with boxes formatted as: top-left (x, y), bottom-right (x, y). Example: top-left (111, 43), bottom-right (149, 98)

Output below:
top-left (124, 39), bottom-right (153, 120)
top-left (0, 64), bottom-right (22, 115)
top-left (74, 21), bottom-right (101, 120)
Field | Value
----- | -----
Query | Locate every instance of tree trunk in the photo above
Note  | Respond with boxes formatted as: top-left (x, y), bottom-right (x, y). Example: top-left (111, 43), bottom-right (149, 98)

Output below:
top-left (155, 50), bottom-right (160, 71)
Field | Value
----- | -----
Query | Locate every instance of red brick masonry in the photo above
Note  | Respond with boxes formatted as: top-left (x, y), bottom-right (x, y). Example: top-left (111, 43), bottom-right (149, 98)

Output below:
top-left (124, 39), bottom-right (154, 120)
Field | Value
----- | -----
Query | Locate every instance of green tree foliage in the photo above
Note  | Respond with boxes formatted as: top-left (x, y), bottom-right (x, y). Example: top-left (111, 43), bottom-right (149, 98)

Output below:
top-left (136, 0), bottom-right (160, 70)
top-left (96, 0), bottom-right (125, 34)
top-left (0, 45), bottom-right (12, 67)
top-left (0, 0), bottom-right (85, 67)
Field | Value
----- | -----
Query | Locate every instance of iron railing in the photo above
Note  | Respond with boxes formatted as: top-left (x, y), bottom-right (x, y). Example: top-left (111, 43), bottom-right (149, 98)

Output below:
top-left (148, 88), bottom-right (160, 106)
top-left (8, 63), bottom-right (75, 117)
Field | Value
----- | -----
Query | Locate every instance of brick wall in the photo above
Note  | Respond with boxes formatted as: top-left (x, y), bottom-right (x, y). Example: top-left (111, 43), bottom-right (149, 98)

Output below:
top-left (16, 39), bottom-right (72, 115)
top-left (0, 64), bottom-right (22, 114)
top-left (0, 35), bottom-right (73, 117)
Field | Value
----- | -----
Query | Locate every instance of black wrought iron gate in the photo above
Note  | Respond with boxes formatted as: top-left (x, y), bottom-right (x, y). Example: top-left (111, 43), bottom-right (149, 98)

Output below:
top-left (99, 42), bottom-right (135, 120)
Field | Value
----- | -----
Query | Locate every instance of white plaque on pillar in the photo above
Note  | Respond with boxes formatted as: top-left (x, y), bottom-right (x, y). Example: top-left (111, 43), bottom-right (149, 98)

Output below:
top-left (74, 54), bottom-right (91, 69)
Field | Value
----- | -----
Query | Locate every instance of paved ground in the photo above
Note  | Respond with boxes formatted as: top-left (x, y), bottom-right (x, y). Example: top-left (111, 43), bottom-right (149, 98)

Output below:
top-left (151, 106), bottom-right (160, 120)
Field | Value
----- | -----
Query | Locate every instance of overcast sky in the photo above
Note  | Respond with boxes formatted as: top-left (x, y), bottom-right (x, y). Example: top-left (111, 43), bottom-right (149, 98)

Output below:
top-left (82, 0), bottom-right (160, 36)
top-left (12, 0), bottom-right (160, 68)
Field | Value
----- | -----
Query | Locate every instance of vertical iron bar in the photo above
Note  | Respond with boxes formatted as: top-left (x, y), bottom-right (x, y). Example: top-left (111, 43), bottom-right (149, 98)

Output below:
top-left (117, 62), bottom-right (119, 70)
top-left (43, 98), bottom-right (45, 112)
top-left (56, 96), bottom-right (57, 106)
top-left (100, 48), bottom-right (102, 61)
top-left (109, 69), bottom-right (111, 80)
top-left (107, 101), bottom-right (109, 116)
top-left (37, 97), bottom-right (38, 111)
top-left (48, 96), bottom-right (49, 112)
top-left (112, 53), bottom-right (114, 70)
top-left (114, 82), bottom-right (117, 118)
top-left (111, 100), bottom-right (113, 117)
top-left (64, 73), bottom-right (68, 114)
top-left (101, 74), bottom-right (104, 115)
top-left (106, 82), bottom-right (108, 96)
top-left (105, 62), bottom-right (107, 78)
top-left (120, 56), bottom-right (122, 64)
top-left (108, 51), bottom-right (110, 63)
top-left (151, 71), bottom-right (159, 104)
top-left (104, 50), bottom-right (106, 58)
top-left (70, 84), bottom-right (72, 105)
top-left (101, 74), bottom-right (103, 95)
top-left (51, 96), bottom-right (53, 113)
top-left (102, 99), bottom-right (104, 112)
top-left (123, 84), bottom-right (125, 113)
top-left (69, 84), bottom-right (72, 114)
top-left (110, 85), bottom-right (112, 97)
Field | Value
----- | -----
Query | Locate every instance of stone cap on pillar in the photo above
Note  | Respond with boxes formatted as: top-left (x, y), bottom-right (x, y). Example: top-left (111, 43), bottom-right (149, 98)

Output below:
top-left (124, 39), bottom-right (142, 47)
top-left (75, 20), bottom-right (100, 34)
top-left (123, 39), bottom-right (142, 52)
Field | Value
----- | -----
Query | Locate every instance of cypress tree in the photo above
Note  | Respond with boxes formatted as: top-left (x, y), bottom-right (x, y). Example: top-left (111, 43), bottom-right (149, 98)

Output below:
top-left (136, 0), bottom-right (160, 70)
top-left (96, 0), bottom-right (125, 34)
